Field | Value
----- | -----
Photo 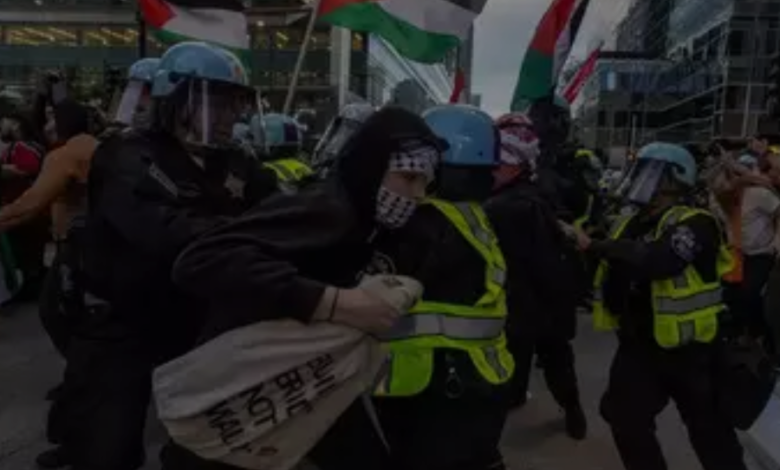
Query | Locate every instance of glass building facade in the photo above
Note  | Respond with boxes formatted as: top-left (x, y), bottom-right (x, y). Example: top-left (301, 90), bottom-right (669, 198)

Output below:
top-left (578, 0), bottom-right (780, 147)
top-left (0, 0), bottom-right (455, 122)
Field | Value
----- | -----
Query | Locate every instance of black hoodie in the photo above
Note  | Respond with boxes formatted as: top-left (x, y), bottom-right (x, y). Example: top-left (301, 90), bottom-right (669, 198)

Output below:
top-left (172, 106), bottom-right (441, 342)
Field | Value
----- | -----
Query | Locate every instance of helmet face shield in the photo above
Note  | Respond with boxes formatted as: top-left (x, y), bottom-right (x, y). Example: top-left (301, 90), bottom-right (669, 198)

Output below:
top-left (623, 159), bottom-right (671, 205)
top-left (182, 79), bottom-right (260, 147)
top-left (111, 80), bottom-right (152, 127)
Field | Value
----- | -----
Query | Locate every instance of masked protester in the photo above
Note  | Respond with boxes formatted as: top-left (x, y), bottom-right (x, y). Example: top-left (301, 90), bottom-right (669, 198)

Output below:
top-left (564, 143), bottom-right (747, 470)
top-left (357, 104), bottom-right (513, 470)
top-left (0, 110), bottom-right (47, 302)
top-left (311, 102), bottom-right (375, 178)
top-left (55, 42), bottom-right (275, 470)
top-left (163, 106), bottom-right (442, 470)
top-left (485, 112), bottom-right (587, 439)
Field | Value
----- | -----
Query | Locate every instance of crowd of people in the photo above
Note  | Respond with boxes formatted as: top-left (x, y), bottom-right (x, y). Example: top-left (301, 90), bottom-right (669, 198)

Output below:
top-left (0, 39), bottom-right (776, 470)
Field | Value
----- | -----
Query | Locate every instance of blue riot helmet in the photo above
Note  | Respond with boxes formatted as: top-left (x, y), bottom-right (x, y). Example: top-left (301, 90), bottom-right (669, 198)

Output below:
top-left (109, 57), bottom-right (160, 128)
top-left (422, 104), bottom-right (500, 201)
top-left (262, 113), bottom-right (303, 159)
top-left (152, 42), bottom-right (259, 149)
top-left (621, 142), bottom-right (697, 206)
top-left (263, 113), bottom-right (302, 148)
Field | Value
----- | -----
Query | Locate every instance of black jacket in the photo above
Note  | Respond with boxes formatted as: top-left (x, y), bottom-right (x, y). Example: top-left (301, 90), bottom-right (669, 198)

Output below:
top-left (484, 180), bottom-right (582, 341)
top-left (80, 130), bottom-right (276, 359)
top-left (172, 107), bottom-right (441, 343)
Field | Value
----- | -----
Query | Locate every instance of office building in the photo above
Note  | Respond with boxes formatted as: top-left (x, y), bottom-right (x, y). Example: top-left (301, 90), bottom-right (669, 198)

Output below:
top-left (577, 0), bottom-right (780, 146)
top-left (0, 0), bottom-right (457, 120)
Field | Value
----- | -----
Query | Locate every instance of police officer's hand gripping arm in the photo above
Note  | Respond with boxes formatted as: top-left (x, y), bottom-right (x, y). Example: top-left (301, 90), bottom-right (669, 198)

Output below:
top-left (565, 215), bottom-right (720, 281)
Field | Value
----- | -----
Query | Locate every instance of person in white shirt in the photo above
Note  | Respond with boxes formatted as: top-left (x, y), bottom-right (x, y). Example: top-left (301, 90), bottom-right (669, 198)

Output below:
top-left (738, 153), bottom-right (780, 345)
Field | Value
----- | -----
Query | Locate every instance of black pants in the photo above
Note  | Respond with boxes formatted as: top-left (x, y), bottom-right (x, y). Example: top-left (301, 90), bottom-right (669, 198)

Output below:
top-left (601, 340), bottom-right (746, 470)
top-left (508, 333), bottom-right (581, 409)
top-left (59, 331), bottom-right (151, 470)
top-left (39, 250), bottom-right (70, 356)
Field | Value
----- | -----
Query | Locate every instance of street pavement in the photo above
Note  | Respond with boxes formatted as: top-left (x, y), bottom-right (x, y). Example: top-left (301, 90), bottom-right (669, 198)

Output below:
top-left (0, 303), bottom-right (763, 470)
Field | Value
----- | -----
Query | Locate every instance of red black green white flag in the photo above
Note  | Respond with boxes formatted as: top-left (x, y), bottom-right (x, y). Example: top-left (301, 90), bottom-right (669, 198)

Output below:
top-left (138, 0), bottom-right (249, 51)
top-left (318, 0), bottom-right (488, 64)
top-left (510, 0), bottom-right (592, 111)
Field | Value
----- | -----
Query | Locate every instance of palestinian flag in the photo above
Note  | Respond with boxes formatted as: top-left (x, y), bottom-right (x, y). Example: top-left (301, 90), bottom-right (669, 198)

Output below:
top-left (139, 0), bottom-right (249, 51)
top-left (318, 0), bottom-right (488, 64)
top-left (562, 42), bottom-right (601, 103)
top-left (449, 69), bottom-right (467, 104)
top-left (511, 0), bottom-right (592, 111)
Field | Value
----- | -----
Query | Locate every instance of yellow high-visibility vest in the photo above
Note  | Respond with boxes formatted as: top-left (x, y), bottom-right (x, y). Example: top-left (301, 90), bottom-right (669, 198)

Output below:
top-left (262, 158), bottom-right (313, 182)
top-left (374, 199), bottom-right (515, 397)
top-left (592, 205), bottom-right (734, 349)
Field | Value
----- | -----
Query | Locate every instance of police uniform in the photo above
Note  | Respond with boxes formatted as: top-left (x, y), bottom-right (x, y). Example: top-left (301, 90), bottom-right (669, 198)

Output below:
top-left (590, 205), bottom-right (746, 470)
top-left (367, 199), bottom-right (514, 470)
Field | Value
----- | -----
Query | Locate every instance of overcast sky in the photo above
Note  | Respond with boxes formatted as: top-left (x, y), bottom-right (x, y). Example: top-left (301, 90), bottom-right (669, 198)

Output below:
top-left (472, 0), bottom-right (631, 117)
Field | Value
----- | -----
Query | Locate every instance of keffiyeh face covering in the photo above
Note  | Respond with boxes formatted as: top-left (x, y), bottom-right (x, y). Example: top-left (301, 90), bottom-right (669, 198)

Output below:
top-left (375, 139), bottom-right (438, 229)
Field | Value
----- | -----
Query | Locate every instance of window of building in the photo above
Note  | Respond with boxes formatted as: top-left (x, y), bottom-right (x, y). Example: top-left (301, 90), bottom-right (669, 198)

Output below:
top-left (614, 110), bottom-right (629, 128)
top-left (725, 85), bottom-right (746, 109)
top-left (597, 110), bottom-right (607, 126)
top-left (82, 27), bottom-right (137, 47)
top-left (272, 27), bottom-right (305, 50)
top-left (6, 25), bottom-right (78, 46)
top-left (352, 33), bottom-right (365, 51)
top-left (728, 29), bottom-right (745, 56)
top-left (309, 29), bottom-right (330, 51)
top-left (766, 29), bottom-right (778, 55)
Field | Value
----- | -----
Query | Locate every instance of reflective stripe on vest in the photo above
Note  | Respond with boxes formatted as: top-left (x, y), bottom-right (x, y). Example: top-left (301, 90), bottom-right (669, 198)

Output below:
top-left (375, 199), bottom-right (514, 397)
top-left (592, 205), bottom-right (731, 348)
top-left (382, 314), bottom-right (505, 341)
top-left (263, 158), bottom-right (312, 182)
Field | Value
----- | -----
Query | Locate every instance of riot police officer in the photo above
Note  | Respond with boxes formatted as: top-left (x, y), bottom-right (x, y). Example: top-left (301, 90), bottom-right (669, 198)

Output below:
top-left (565, 143), bottom-right (746, 470)
top-left (59, 42), bottom-right (274, 470)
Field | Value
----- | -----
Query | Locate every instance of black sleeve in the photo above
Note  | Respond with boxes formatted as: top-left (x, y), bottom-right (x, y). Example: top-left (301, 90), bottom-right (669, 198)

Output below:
top-left (172, 190), bottom-right (352, 324)
top-left (588, 214), bottom-right (721, 281)
top-left (90, 137), bottom-right (226, 262)
top-left (486, 198), bottom-right (575, 312)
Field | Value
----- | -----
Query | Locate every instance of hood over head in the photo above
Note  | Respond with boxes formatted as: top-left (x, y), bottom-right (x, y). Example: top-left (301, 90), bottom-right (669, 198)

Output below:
top-left (329, 106), bottom-right (444, 226)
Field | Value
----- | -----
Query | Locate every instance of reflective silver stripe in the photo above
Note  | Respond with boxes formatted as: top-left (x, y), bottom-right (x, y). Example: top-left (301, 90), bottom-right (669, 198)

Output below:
top-left (655, 288), bottom-right (723, 314)
top-left (451, 203), bottom-right (506, 287)
top-left (454, 202), bottom-right (493, 246)
top-left (380, 314), bottom-right (505, 341)
top-left (679, 320), bottom-right (696, 345)
top-left (593, 289), bottom-right (604, 301)
top-left (490, 267), bottom-right (506, 286)
top-left (482, 345), bottom-right (510, 380)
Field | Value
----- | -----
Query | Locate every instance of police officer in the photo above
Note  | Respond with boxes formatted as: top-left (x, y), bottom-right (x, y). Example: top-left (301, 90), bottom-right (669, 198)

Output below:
top-left (367, 104), bottom-right (514, 470)
top-left (59, 42), bottom-right (274, 470)
top-left (34, 57), bottom-right (163, 470)
top-left (311, 102), bottom-right (375, 177)
top-left (260, 112), bottom-right (313, 183)
top-left (565, 143), bottom-right (747, 470)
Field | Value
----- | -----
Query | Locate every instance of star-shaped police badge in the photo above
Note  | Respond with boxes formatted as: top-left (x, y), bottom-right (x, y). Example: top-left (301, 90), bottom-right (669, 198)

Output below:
top-left (225, 173), bottom-right (245, 199)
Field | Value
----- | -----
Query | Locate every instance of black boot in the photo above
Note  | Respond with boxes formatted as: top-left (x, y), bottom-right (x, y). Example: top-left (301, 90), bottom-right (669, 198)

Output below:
top-left (564, 403), bottom-right (587, 440)
top-left (35, 446), bottom-right (71, 469)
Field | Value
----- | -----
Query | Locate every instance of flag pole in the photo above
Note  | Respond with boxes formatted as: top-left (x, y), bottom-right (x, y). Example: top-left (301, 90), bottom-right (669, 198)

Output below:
top-left (283, 0), bottom-right (321, 115)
